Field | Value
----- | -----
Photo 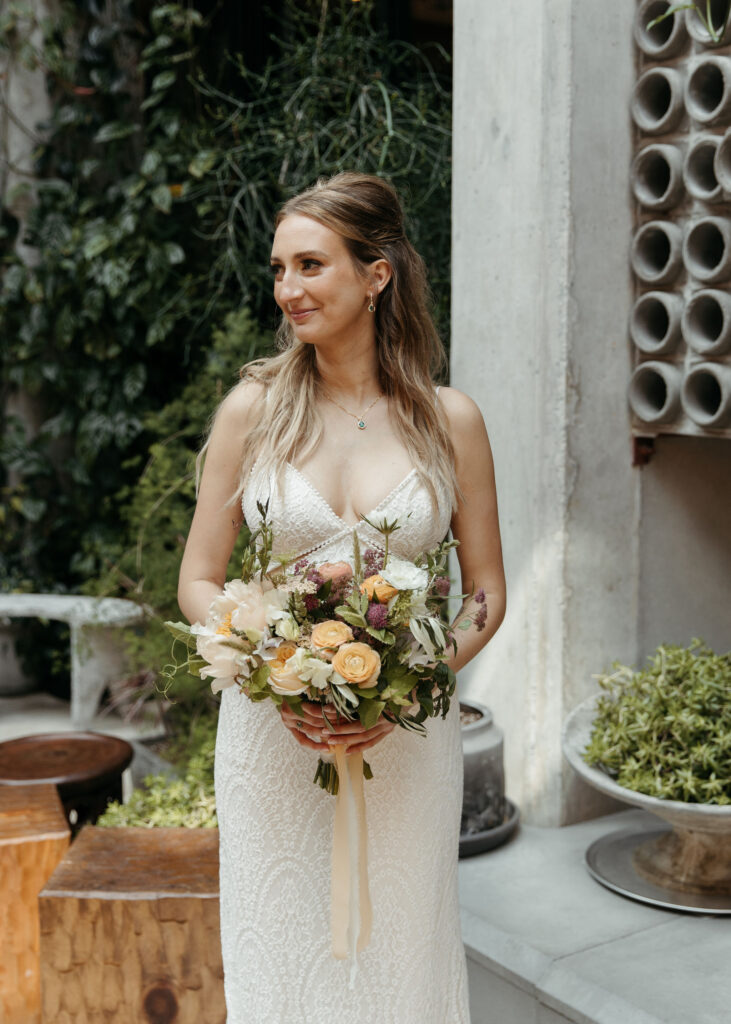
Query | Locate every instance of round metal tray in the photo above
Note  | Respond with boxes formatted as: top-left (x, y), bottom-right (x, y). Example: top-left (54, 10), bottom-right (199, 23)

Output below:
top-left (585, 824), bottom-right (731, 915)
top-left (459, 798), bottom-right (520, 858)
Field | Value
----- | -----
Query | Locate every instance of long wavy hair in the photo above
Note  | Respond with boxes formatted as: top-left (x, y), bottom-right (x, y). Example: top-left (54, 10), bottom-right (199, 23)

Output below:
top-left (208, 172), bottom-right (457, 512)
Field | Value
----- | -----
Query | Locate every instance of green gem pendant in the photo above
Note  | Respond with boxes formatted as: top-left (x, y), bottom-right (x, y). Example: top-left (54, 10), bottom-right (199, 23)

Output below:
top-left (357, 419), bottom-right (366, 429)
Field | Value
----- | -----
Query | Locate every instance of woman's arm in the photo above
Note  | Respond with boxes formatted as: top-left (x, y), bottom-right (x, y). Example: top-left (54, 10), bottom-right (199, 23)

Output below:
top-left (177, 382), bottom-right (263, 625)
top-left (439, 387), bottom-right (506, 673)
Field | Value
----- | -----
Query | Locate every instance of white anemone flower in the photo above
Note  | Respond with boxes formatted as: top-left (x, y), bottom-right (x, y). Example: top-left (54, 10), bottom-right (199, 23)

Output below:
top-left (381, 558), bottom-right (429, 593)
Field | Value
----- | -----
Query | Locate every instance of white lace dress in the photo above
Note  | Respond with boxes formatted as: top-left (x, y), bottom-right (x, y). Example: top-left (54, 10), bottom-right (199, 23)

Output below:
top-left (214, 462), bottom-right (471, 1023)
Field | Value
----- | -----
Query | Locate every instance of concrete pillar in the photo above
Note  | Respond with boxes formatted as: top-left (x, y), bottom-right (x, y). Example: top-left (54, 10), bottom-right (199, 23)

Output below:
top-left (451, 0), bottom-right (639, 825)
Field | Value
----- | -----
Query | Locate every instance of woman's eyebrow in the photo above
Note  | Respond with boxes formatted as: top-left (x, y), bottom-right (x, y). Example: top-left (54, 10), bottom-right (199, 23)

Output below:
top-left (269, 249), bottom-right (328, 262)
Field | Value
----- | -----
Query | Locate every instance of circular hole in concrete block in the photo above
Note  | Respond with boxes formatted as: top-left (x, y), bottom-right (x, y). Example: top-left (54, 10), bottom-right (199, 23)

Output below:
top-left (626, 366), bottom-right (667, 421)
top-left (634, 148), bottom-right (672, 205)
top-left (685, 0), bottom-right (731, 43)
top-left (632, 222), bottom-right (681, 283)
top-left (687, 61), bottom-right (726, 120)
top-left (684, 137), bottom-right (721, 199)
top-left (684, 219), bottom-right (729, 280)
top-left (682, 290), bottom-right (731, 354)
top-left (636, 0), bottom-right (688, 57)
top-left (629, 362), bottom-right (680, 424)
top-left (682, 367), bottom-right (723, 424)
top-left (634, 71), bottom-right (672, 126)
top-left (714, 130), bottom-right (731, 189)
top-left (631, 293), bottom-right (681, 354)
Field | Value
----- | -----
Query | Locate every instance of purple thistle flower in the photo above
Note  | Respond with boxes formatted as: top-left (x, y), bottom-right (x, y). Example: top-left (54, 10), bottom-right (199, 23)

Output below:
top-left (306, 569), bottom-right (325, 589)
top-left (363, 547), bottom-right (384, 575)
top-left (433, 576), bottom-right (451, 597)
top-left (475, 587), bottom-right (486, 605)
top-left (304, 594), bottom-right (320, 612)
top-left (366, 602), bottom-right (389, 630)
top-left (474, 604), bottom-right (488, 632)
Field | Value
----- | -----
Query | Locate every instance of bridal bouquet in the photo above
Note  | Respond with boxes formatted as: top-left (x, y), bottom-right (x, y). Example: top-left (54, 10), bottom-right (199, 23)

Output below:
top-left (165, 502), bottom-right (485, 793)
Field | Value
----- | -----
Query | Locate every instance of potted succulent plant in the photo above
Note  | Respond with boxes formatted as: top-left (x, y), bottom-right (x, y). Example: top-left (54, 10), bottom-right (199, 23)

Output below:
top-left (562, 640), bottom-right (731, 913)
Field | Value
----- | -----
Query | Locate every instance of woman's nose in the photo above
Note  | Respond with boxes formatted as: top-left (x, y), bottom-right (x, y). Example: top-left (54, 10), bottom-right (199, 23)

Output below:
top-left (277, 269), bottom-right (304, 302)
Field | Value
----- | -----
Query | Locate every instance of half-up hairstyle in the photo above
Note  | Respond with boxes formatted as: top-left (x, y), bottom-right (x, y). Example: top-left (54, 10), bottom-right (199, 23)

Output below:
top-left (210, 172), bottom-right (458, 513)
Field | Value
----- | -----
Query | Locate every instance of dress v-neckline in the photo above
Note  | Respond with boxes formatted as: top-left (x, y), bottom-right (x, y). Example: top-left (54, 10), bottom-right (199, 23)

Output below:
top-left (286, 462), bottom-right (417, 530)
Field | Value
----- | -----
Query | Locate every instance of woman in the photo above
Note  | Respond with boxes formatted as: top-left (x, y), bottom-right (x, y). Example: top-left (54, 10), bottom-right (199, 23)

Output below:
top-left (178, 172), bottom-right (505, 1023)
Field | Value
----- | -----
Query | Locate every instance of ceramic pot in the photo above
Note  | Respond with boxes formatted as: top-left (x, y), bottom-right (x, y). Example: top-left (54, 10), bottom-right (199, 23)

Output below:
top-left (563, 696), bottom-right (731, 895)
top-left (460, 700), bottom-right (505, 833)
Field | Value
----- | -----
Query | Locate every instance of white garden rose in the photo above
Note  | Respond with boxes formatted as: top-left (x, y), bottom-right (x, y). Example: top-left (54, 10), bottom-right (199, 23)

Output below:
top-left (191, 620), bottom-right (253, 693)
top-left (207, 578), bottom-right (288, 636)
top-left (269, 645), bottom-right (311, 696)
top-left (298, 654), bottom-right (334, 690)
top-left (270, 608), bottom-right (301, 641)
top-left (380, 558), bottom-right (429, 592)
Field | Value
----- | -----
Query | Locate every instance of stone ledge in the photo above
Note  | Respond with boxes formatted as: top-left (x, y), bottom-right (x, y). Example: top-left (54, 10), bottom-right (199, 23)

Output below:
top-left (459, 809), bottom-right (728, 1024)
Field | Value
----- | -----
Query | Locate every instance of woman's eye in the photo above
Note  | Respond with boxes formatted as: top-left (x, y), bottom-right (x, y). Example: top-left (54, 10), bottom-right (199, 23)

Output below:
top-left (269, 264), bottom-right (282, 277)
top-left (302, 259), bottom-right (320, 271)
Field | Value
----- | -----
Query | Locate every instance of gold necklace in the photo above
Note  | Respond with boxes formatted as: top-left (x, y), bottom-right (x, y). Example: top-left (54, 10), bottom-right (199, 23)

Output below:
top-left (325, 392), bottom-right (383, 430)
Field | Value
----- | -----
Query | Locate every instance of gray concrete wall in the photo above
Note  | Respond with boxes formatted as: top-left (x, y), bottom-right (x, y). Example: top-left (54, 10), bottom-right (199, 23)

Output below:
top-left (452, 0), bottom-right (639, 826)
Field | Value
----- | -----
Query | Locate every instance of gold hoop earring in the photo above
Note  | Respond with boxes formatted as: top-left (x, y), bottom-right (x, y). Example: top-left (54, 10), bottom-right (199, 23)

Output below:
top-left (368, 293), bottom-right (375, 313)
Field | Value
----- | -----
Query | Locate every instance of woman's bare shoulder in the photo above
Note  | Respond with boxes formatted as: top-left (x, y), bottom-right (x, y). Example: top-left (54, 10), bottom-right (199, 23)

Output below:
top-left (436, 386), bottom-right (487, 439)
top-left (213, 379), bottom-right (266, 432)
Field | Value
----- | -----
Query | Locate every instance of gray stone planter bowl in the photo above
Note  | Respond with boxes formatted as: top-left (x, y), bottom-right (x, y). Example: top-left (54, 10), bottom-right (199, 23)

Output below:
top-left (563, 695), bottom-right (731, 896)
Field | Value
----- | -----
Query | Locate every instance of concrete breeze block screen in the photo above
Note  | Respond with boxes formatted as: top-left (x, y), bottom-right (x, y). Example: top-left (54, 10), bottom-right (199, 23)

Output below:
top-left (629, 0), bottom-right (731, 437)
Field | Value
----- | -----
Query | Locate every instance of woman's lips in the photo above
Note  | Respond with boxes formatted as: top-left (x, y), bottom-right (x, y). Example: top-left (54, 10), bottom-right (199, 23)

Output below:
top-left (289, 308), bottom-right (316, 322)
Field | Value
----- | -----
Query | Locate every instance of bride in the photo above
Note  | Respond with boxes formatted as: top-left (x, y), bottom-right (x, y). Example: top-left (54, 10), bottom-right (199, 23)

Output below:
top-left (177, 172), bottom-right (505, 1023)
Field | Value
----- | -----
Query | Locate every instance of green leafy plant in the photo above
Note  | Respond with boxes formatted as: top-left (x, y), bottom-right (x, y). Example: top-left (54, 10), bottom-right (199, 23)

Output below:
top-left (85, 306), bottom-right (271, 717)
top-left (0, 2), bottom-right (229, 597)
top-left (187, 0), bottom-right (452, 335)
top-left (583, 640), bottom-right (731, 804)
top-left (97, 710), bottom-right (217, 828)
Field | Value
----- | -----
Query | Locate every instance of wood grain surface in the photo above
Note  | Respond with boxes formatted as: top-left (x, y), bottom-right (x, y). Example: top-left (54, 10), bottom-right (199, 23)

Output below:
top-left (39, 826), bottom-right (225, 1023)
top-left (0, 784), bottom-right (70, 1024)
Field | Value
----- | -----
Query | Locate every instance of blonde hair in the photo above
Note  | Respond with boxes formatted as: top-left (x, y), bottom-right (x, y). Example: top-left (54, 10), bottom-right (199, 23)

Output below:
top-left (209, 172), bottom-right (457, 512)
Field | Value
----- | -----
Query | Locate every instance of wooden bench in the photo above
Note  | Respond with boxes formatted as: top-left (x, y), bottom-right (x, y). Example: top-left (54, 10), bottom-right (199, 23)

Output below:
top-left (0, 784), bottom-right (70, 1024)
top-left (39, 826), bottom-right (224, 1023)
top-left (0, 594), bottom-right (144, 727)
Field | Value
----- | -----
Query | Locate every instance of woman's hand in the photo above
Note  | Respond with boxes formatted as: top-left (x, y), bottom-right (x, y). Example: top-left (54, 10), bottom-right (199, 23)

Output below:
top-left (280, 700), bottom-right (395, 754)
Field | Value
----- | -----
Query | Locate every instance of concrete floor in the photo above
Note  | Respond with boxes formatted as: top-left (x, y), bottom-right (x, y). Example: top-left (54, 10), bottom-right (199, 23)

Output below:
top-left (0, 691), bottom-right (164, 745)
top-left (459, 809), bottom-right (730, 1024)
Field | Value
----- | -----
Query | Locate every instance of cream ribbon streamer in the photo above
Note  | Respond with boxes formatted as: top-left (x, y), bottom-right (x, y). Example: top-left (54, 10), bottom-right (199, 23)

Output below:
top-left (331, 743), bottom-right (372, 986)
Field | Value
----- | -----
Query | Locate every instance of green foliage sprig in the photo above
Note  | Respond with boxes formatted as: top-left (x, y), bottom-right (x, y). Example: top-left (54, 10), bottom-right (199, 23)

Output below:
top-left (648, 2), bottom-right (731, 42)
top-left (583, 640), bottom-right (731, 804)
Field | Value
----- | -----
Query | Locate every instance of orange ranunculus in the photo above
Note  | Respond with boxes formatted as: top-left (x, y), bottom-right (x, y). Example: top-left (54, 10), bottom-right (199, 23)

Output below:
top-left (332, 642), bottom-right (381, 688)
top-left (360, 574), bottom-right (398, 604)
top-left (311, 620), bottom-right (354, 652)
top-left (270, 641), bottom-right (297, 671)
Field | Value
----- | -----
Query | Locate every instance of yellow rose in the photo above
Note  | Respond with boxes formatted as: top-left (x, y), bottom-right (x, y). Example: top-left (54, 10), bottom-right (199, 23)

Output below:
top-left (311, 620), bottom-right (354, 652)
top-left (269, 644), bottom-right (308, 695)
top-left (332, 642), bottom-right (381, 688)
top-left (360, 574), bottom-right (398, 604)
top-left (270, 642), bottom-right (297, 671)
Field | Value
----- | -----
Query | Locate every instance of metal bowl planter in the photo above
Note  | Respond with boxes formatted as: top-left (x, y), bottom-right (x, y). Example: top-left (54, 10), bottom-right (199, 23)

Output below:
top-left (563, 696), bottom-right (731, 914)
top-left (459, 700), bottom-right (519, 857)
